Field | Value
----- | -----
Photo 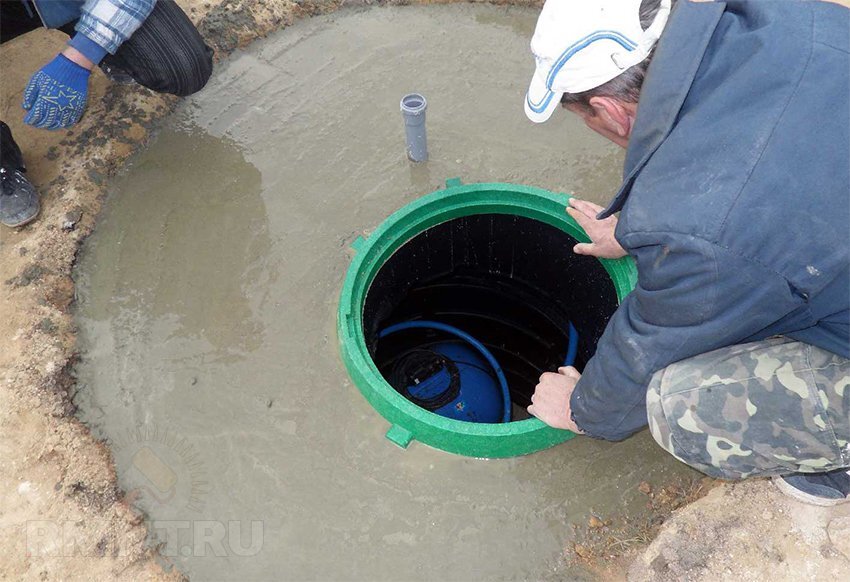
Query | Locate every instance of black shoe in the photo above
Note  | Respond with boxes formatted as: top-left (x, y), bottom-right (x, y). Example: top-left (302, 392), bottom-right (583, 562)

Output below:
top-left (774, 468), bottom-right (850, 506)
top-left (1, 167), bottom-right (40, 227)
top-left (99, 62), bottom-right (137, 86)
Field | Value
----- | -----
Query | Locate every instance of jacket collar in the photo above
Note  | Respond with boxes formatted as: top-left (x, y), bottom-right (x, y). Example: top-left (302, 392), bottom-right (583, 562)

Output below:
top-left (598, 0), bottom-right (726, 219)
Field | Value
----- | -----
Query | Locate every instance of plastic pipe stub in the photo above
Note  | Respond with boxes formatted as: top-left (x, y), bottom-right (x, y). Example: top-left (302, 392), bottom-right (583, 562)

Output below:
top-left (337, 180), bottom-right (638, 458)
top-left (400, 93), bottom-right (428, 162)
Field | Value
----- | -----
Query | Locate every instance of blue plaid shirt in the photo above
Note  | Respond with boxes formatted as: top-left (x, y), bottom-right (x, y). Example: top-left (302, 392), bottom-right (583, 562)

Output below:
top-left (31, 0), bottom-right (156, 54)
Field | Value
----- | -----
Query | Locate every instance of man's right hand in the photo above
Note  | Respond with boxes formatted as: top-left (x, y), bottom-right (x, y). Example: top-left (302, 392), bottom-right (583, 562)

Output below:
top-left (22, 53), bottom-right (91, 130)
top-left (566, 198), bottom-right (627, 259)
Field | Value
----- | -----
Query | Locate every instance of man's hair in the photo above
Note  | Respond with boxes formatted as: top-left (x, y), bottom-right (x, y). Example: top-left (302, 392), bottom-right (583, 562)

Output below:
top-left (560, 0), bottom-right (672, 113)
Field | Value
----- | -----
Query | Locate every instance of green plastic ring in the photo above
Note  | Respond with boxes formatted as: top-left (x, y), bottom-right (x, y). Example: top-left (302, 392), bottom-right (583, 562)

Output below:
top-left (337, 179), bottom-right (637, 458)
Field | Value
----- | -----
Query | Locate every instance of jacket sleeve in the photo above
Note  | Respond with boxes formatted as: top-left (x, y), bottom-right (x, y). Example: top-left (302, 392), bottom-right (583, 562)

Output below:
top-left (570, 232), bottom-right (807, 441)
top-left (75, 0), bottom-right (157, 55)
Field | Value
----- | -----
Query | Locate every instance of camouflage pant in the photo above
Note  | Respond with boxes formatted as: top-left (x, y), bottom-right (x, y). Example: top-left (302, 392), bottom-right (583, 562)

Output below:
top-left (646, 337), bottom-right (850, 480)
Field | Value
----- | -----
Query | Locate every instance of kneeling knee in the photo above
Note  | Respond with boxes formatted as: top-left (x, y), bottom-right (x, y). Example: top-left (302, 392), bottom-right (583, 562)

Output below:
top-left (172, 45), bottom-right (214, 97)
top-left (646, 372), bottom-right (750, 480)
top-left (132, 44), bottom-right (213, 97)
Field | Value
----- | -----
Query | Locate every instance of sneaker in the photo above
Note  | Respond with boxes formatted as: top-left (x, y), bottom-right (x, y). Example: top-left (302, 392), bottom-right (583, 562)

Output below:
top-left (0, 167), bottom-right (40, 227)
top-left (98, 62), bottom-right (136, 86)
top-left (774, 468), bottom-right (850, 507)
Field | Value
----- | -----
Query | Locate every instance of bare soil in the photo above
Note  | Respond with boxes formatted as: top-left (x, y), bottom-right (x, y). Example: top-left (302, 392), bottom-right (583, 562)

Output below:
top-left (2, 1), bottom-right (848, 581)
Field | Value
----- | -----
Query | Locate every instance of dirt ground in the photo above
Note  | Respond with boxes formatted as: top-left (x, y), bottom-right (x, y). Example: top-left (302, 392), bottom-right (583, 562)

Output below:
top-left (1, 1), bottom-right (848, 581)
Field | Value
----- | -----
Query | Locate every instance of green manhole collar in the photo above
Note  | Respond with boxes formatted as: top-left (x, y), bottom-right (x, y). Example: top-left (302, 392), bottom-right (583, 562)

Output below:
top-left (338, 179), bottom-right (636, 458)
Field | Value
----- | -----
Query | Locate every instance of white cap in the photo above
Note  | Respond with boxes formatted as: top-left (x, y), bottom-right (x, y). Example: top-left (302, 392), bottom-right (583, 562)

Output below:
top-left (524, 0), bottom-right (671, 123)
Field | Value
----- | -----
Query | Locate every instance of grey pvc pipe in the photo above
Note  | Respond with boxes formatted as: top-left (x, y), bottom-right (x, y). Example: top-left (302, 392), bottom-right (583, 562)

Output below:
top-left (400, 93), bottom-right (428, 163)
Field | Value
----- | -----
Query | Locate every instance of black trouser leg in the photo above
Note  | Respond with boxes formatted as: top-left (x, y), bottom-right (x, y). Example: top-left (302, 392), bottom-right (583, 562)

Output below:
top-left (4, 1), bottom-right (212, 97)
top-left (1, 121), bottom-right (26, 172)
top-left (101, 0), bottom-right (214, 96)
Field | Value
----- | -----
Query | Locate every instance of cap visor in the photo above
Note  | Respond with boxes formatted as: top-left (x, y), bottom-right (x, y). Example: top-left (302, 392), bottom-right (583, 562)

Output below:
top-left (524, 73), bottom-right (561, 123)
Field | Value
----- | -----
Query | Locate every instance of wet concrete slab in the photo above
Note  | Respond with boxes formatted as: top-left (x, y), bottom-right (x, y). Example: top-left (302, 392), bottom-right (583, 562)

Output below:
top-left (73, 4), bottom-right (698, 580)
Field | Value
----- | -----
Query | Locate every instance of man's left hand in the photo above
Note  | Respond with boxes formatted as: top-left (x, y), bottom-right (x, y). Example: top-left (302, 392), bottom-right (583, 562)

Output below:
top-left (528, 366), bottom-right (584, 433)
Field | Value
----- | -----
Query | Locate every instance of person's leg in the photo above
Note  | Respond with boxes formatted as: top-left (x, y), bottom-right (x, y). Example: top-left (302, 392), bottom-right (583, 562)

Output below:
top-left (100, 0), bottom-right (213, 96)
top-left (1, 2), bottom-right (43, 227)
top-left (1, 121), bottom-right (40, 227)
top-left (646, 336), bottom-right (850, 480)
top-left (1, 121), bottom-right (26, 172)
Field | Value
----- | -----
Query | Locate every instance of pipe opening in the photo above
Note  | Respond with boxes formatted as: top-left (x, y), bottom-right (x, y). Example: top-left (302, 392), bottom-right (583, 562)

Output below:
top-left (401, 93), bottom-right (427, 114)
top-left (363, 213), bottom-right (619, 422)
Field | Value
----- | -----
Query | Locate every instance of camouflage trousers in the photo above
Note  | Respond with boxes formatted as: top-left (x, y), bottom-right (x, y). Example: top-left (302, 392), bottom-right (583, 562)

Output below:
top-left (646, 337), bottom-right (850, 480)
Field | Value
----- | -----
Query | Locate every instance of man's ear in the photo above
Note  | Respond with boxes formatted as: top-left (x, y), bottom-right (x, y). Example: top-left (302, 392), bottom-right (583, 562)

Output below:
top-left (588, 96), bottom-right (632, 138)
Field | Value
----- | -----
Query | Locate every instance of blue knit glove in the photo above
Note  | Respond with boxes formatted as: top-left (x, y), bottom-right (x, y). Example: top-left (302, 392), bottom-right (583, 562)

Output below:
top-left (22, 54), bottom-right (91, 130)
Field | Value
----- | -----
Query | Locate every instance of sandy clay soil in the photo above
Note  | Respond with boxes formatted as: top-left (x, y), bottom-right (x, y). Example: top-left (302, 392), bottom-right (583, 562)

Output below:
top-left (1, 1), bottom-right (849, 580)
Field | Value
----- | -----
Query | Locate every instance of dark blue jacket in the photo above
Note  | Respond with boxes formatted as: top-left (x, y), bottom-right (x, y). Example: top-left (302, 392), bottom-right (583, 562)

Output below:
top-left (571, 0), bottom-right (850, 441)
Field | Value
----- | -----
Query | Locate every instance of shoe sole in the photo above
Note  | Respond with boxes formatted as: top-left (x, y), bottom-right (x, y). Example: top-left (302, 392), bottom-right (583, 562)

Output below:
top-left (2, 205), bottom-right (40, 228)
top-left (773, 476), bottom-right (850, 507)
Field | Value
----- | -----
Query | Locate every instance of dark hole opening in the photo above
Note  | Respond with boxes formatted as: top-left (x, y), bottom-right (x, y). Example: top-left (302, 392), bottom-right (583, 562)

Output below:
top-left (363, 214), bottom-right (619, 420)
top-left (402, 95), bottom-right (425, 109)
